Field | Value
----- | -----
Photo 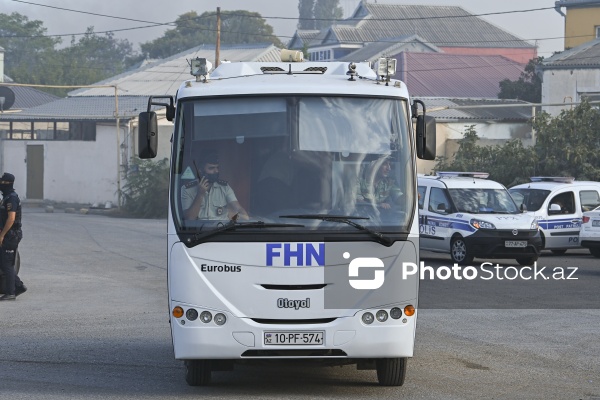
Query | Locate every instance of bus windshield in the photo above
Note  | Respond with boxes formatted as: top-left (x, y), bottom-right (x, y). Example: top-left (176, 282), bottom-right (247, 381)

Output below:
top-left (171, 95), bottom-right (414, 237)
top-left (448, 188), bottom-right (520, 214)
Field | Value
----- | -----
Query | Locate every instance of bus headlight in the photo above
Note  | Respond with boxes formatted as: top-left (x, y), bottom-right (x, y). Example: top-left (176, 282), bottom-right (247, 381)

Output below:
top-left (362, 312), bottom-right (374, 324)
top-left (376, 310), bottom-right (388, 322)
top-left (470, 219), bottom-right (496, 230)
top-left (214, 313), bottom-right (227, 325)
top-left (390, 307), bottom-right (402, 319)
top-left (186, 308), bottom-right (198, 321)
top-left (200, 311), bottom-right (212, 323)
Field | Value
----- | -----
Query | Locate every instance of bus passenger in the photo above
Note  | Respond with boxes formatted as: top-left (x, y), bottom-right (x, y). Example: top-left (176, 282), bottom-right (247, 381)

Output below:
top-left (181, 153), bottom-right (249, 221)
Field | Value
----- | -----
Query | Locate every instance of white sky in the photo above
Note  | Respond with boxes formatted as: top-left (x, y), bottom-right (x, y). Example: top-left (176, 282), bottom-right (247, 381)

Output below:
top-left (1, 0), bottom-right (565, 58)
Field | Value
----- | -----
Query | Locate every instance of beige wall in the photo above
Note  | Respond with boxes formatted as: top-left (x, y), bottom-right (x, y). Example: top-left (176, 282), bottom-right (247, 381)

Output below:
top-left (565, 7), bottom-right (600, 49)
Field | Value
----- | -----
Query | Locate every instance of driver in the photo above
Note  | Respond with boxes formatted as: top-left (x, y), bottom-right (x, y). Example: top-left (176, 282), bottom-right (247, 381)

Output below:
top-left (181, 152), bottom-right (249, 220)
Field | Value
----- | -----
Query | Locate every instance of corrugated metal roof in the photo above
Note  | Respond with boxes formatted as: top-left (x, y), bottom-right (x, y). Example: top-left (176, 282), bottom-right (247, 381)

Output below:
top-left (338, 35), bottom-right (440, 62)
top-left (555, 0), bottom-right (600, 7)
top-left (68, 43), bottom-right (282, 97)
top-left (315, 3), bottom-right (535, 49)
top-left (396, 52), bottom-right (525, 98)
top-left (8, 86), bottom-right (60, 109)
top-left (419, 97), bottom-right (533, 121)
top-left (0, 96), bottom-right (148, 121)
top-left (288, 30), bottom-right (321, 49)
top-left (541, 37), bottom-right (600, 68)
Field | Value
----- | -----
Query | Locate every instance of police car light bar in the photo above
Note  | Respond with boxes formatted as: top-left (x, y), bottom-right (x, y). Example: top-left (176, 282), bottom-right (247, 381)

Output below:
top-left (530, 176), bottom-right (575, 183)
top-left (436, 171), bottom-right (489, 179)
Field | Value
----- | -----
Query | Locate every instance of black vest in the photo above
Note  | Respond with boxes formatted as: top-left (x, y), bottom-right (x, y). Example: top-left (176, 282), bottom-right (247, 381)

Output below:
top-left (1, 191), bottom-right (22, 230)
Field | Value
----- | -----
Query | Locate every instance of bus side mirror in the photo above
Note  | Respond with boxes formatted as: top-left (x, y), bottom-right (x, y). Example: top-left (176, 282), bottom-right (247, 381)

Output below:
top-left (520, 203), bottom-right (528, 212)
top-left (138, 111), bottom-right (158, 159)
top-left (416, 115), bottom-right (436, 160)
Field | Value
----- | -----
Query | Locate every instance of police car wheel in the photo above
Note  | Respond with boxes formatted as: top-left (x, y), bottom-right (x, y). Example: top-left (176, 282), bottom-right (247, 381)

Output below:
top-left (185, 360), bottom-right (211, 386)
top-left (589, 247), bottom-right (600, 258)
top-left (376, 357), bottom-right (406, 386)
top-left (516, 256), bottom-right (538, 266)
top-left (450, 237), bottom-right (473, 265)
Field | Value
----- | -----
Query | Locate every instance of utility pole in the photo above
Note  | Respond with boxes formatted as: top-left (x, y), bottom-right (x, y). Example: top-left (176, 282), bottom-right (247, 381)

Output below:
top-left (215, 7), bottom-right (221, 68)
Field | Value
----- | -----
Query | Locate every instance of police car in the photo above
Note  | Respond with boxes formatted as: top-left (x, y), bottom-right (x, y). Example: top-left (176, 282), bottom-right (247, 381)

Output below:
top-left (509, 177), bottom-right (600, 253)
top-left (580, 206), bottom-right (600, 258)
top-left (418, 172), bottom-right (542, 265)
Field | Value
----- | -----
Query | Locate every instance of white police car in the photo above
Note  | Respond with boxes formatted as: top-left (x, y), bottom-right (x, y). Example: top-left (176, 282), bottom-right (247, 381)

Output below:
top-left (580, 206), bottom-right (600, 258)
top-left (509, 177), bottom-right (600, 253)
top-left (418, 172), bottom-right (542, 265)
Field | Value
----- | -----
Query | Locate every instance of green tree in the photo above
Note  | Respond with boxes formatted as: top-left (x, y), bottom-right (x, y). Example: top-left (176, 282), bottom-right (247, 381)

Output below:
top-left (314, 0), bottom-right (343, 30)
top-left (498, 57), bottom-right (543, 103)
top-left (0, 12), bottom-right (61, 85)
top-left (435, 125), bottom-right (536, 187)
top-left (121, 158), bottom-right (170, 218)
top-left (298, 0), bottom-right (316, 30)
top-left (141, 11), bottom-right (283, 60)
top-left (55, 28), bottom-right (138, 90)
top-left (297, 0), bottom-right (342, 31)
top-left (532, 101), bottom-right (600, 180)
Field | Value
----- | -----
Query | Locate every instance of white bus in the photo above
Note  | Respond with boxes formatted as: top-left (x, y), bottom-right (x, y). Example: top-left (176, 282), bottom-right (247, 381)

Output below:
top-left (137, 55), bottom-right (436, 386)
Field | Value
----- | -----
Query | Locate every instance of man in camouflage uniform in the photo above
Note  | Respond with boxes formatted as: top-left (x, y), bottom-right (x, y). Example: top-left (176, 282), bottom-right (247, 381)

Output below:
top-left (358, 158), bottom-right (403, 210)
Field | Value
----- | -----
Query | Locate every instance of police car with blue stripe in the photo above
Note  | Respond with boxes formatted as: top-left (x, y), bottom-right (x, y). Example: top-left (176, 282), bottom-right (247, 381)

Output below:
top-left (418, 172), bottom-right (542, 265)
top-left (509, 177), bottom-right (600, 253)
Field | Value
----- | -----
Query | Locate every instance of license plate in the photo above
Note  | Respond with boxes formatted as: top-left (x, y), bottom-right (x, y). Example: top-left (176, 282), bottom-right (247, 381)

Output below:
top-left (505, 240), bottom-right (527, 248)
top-left (264, 331), bottom-right (324, 345)
top-left (593, 220), bottom-right (600, 227)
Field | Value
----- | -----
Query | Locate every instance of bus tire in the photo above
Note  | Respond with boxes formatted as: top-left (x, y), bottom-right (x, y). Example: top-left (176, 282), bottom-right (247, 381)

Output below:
top-left (589, 247), bottom-right (600, 258)
top-left (376, 357), bottom-right (406, 386)
top-left (516, 256), bottom-right (538, 266)
top-left (185, 360), bottom-right (211, 386)
top-left (551, 249), bottom-right (567, 255)
top-left (450, 236), bottom-right (473, 265)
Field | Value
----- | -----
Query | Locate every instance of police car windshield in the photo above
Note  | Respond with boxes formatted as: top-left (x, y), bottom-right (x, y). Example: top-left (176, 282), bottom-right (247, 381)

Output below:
top-left (171, 95), bottom-right (414, 236)
top-left (448, 188), bottom-right (519, 214)
top-left (508, 189), bottom-right (550, 212)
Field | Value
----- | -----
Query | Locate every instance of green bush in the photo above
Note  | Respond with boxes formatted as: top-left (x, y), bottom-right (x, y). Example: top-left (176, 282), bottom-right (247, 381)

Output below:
top-left (121, 158), bottom-right (170, 218)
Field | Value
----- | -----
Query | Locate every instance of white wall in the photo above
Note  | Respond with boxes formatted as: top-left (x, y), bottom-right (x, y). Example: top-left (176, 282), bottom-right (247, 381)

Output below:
top-left (416, 121), bottom-right (534, 175)
top-left (2, 123), bottom-right (124, 204)
top-left (542, 68), bottom-right (600, 116)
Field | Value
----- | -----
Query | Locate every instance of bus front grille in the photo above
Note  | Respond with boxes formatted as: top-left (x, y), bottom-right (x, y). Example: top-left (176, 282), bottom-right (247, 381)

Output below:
top-left (241, 349), bottom-right (347, 357)
top-left (250, 318), bottom-right (337, 324)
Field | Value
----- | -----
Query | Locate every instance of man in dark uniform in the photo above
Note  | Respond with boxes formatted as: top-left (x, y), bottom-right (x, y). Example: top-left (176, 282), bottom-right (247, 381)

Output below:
top-left (181, 153), bottom-right (249, 221)
top-left (0, 173), bottom-right (26, 301)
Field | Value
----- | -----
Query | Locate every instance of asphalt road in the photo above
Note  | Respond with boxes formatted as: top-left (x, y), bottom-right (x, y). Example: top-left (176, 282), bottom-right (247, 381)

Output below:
top-left (0, 209), bottom-right (598, 399)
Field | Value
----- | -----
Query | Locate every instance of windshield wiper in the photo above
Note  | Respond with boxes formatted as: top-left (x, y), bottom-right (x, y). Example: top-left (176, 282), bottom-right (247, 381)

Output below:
top-left (186, 220), bottom-right (305, 246)
top-left (279, 214), bottom-right (393, 246)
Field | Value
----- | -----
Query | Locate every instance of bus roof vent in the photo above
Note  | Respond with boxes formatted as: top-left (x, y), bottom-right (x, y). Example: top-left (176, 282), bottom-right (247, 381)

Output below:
top-left (260, 66), bottom-right (286, 73)
top-left (304, 66), bottom-right (327, 74)
top-left (530, 176), bottom-right (575, 183)
top-left (436, 171), bottom-right (489, 179)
